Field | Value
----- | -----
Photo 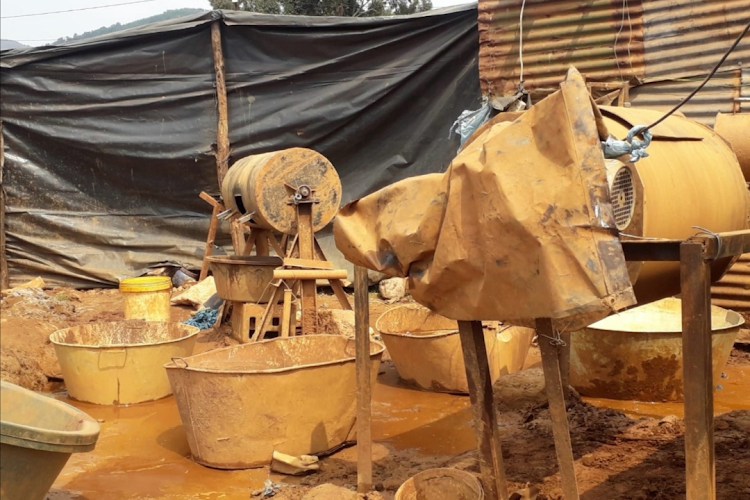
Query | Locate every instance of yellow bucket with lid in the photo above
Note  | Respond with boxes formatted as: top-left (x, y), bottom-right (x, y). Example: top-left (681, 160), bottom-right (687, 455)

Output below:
top-left (119, 276), bottom-right (172, 322)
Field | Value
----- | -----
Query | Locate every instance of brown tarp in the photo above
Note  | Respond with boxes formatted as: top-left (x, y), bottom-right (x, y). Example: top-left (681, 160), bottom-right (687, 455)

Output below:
top-left (334, 68), bottom-right (636, 327)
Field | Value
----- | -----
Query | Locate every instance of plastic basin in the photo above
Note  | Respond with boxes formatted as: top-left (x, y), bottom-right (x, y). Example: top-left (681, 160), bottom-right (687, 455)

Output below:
top-left (165, 335), bottom-right (385, 469)
top-left (395, 468), bottom-right (484, 500)
top-left (50, 321), bottom-right (199, 405)
top-left (207, 255), bottom-right (282, 303)
top-left (376, 304), bottom-right (534, 394)
top-left (570, 297), bottom-right (744, 401)
top-left (0, 381), bottom-right (100, 500)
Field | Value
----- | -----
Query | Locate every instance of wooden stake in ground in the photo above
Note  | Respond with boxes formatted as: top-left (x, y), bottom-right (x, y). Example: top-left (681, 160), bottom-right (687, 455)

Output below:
top-left (210, 20), bottom-right (230, 187)
top-left (458, 320), bottom-right (508, 500)
top-left (354, 266), bottom-right (372, 493)
top-left (536, 318), bottom-right (580, 500)
top-left (680, 241), bottom-right (715, 500)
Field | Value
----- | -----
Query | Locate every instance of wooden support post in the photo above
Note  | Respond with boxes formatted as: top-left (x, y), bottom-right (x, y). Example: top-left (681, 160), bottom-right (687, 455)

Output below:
top-left (255, 229), bottom-right (270, 256)
top-left (230, 221), bottom-right (246, 255)
top-left (458, 320), bottom-right (508, 500)
top-left (537, 318), bottom-right (579, 500)
top-left (558, 331), bottom-right (572, 400)
top-left (314, 239), bottom-right (352, 310)
top-left (199, 203), bottom-right (221, 281)
top-left (0, 119), bottom-right (7, 290)
top-left (281, 288), bottom-right (293, 337)
top-left (210, 20), bottom-right (230, 187)
top-left (680, 241), bottom-right (715, 500)
top-left (297, 204), bottom-right (317, 334)
top-left (354, 265), bottom-right (372, 493)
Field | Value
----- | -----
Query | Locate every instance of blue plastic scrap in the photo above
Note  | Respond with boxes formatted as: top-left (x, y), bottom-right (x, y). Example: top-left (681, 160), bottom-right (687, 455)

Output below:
top-left (449, 98), bottom-right (492, 151)
top-left (182, 308), bottom-right (219, 331)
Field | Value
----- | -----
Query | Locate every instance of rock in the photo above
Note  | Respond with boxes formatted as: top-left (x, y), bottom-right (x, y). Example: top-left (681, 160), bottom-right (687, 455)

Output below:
top-left (318, 309), bottom-right (355, 337)
top-left (494, 367), bottom-right (547, 411)
top-left (378, 277), bottom-right (406, 302)
top-left (302, 484), bottom-right (358, 500)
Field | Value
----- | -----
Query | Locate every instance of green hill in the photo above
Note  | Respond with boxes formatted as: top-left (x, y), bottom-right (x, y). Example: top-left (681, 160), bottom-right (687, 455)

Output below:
top-left (55, 8), bottom-right (207, 44)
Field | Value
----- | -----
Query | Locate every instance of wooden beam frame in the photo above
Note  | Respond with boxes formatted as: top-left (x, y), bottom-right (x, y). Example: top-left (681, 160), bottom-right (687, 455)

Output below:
top-left (210, 20), bottom-right (230, 187)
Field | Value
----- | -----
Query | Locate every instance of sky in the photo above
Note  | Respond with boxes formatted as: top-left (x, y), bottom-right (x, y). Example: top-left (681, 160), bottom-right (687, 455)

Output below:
top-left (1, 0), bottom-right (471, 46)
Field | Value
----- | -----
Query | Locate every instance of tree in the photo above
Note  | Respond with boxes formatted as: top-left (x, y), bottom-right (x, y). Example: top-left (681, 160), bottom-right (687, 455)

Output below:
top-left (209, 0), bottom-right (432, 17)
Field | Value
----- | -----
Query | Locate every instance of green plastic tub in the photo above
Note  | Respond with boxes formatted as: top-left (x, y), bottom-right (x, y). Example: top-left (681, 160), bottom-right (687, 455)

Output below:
top-left (0, 381), bottom-right (100, 500)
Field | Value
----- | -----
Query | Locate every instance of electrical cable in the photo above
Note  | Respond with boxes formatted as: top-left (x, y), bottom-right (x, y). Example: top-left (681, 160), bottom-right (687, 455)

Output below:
top-left (1, 0), bottom-right (157, 20)
top-left (643, 19), bottom-right (750, 132)
top-left (519, 0), bottom-right (526, 87)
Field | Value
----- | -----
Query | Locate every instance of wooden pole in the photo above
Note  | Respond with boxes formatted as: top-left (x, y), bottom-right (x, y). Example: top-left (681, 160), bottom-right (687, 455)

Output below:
top-left (536, 318), bottom-right (579, 500)
top-left (297, 204), bottom-right (318, 335)
top-left (458, 320), bottom-right (508, 500)
top-left (210, 20), bottom-right (230, 187)
top-left (199, 203), bottom-right (221, 281)
top-left (0, 119), bottom-right (7, 290)
top-left (680, 241), bottom-right (715, 500)
top-left (354, 265), bottom-right (373, 493)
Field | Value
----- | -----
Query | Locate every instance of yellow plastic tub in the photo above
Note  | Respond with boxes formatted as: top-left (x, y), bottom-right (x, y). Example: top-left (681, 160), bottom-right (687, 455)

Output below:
top-left (119, 276), bottom-right (172, 321)
top-left (376, 304), bottom-right (535, 394)
top-left (1, 381), bottom-right (100, 500)
top-left (50, 321), bottom-right (199, 405)
top-left (165, 335), bottom-right (385, 469)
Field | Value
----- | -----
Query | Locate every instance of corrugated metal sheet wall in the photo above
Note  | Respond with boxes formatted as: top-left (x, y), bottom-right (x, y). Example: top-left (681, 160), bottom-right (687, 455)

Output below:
top-left (478, 0), bottom-right (750, 125)
top-left (712, 254), bottom-right (750, 311)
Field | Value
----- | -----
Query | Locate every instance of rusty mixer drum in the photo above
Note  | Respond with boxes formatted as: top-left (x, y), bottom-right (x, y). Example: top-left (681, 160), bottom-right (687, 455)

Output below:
top-left (221, 148), bottom-right (342, 235)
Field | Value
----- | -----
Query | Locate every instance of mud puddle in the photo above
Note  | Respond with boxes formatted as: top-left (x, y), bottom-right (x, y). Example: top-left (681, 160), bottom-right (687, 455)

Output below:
top-left (50, 361), bottom-right (476, 500)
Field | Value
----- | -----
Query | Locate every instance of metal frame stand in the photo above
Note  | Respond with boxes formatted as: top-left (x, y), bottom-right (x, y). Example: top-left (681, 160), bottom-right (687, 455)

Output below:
top-left (456, 229), bottom-right (750, 500)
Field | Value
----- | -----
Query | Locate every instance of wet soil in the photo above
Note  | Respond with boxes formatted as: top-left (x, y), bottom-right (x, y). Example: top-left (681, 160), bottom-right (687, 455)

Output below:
top-left (1, 289), bottom-right (748, 499)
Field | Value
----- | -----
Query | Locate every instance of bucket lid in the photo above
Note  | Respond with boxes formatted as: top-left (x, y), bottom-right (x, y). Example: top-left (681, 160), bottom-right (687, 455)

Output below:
top-left (119, 276), bottom-right (172, 292)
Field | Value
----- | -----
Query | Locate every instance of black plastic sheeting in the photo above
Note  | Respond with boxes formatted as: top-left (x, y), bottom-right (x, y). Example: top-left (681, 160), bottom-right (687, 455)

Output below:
top-left (0, 7), bottom-right (480, 287)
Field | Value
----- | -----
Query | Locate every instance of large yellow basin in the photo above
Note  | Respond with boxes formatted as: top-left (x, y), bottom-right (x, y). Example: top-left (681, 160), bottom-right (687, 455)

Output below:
top-left (376, 304), bottom-right (534, 394)
top-left (165, 335), bottom-right (384, 469)
top-left (50, 321), bottom-right (199, 405)
top-left (570, 298), bottom-right (743, 402)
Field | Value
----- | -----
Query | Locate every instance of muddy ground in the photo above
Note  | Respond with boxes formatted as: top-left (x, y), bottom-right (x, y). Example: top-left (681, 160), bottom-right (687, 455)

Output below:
top-left (1, 286), bottom-right (749, 500)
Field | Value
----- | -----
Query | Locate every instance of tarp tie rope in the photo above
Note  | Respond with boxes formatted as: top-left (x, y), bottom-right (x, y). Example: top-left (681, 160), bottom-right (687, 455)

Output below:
top-left (601, 124), bottom-right (652, 163)
top-left (539, 329), bottom-right (567, 347)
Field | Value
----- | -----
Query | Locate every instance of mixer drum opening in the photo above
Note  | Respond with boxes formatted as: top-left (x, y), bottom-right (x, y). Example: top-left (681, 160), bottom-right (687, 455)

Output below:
top-left (610, 166), bottom-right (635, 231)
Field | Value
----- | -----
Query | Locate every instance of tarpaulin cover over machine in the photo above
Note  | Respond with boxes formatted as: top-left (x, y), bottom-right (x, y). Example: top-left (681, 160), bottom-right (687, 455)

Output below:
top-left (334, 67), bottom-right (749, 323)
top-left (0, 7), bottom-right (480, 287)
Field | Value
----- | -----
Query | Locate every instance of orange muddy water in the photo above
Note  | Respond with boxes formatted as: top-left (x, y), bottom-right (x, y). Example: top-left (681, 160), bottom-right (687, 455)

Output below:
top-left (49, 358), bottom-right (749, 500)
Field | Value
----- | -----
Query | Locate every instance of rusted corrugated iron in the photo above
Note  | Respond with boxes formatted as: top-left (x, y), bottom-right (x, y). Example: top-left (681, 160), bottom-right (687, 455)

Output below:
top-left (712, 254), bottom-right (750, 311)
top-left (478, 0), bottom-right (645, 99)
top-left (478, 0), bottom-right (750, 124)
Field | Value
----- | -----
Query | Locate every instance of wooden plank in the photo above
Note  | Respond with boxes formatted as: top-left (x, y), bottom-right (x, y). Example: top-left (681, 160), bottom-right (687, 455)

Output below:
top-left (255, 229), bottom-right (270, 256)
top-left (281, 288), bottom-right (293, 338)
top-left (252, 285), bottom-right (285, 342)
top-left (297, 204), bottom-right (317, 335)
top-left (330, 279), bottom-right (353, 310)
top-left (210, 20), bottom-right (230, 187)
top-left (537, 318), bottom-right (580, 500)
top-left (354, 265), bottom-right (372, 493)
top-left (268, 233), bottom-right (284, 257)
top-left (230, 221), bottom-right (246, 256)
top-left (199, 204), bottom-right (221, 281)
top-left (199, 191), bottom-right (223, 209)
top-left (284, 258), bottom-right (334, 270)
top-left (558, 331), bottom-right (572, 400)
top-left (680, 241), bottom-right (716, 500)
top-left (273, 269), bottom-right (348, 280)
top-left (692, 230), bottom-right (750, 260)
top-left (458, 320), bottom-right (508, 500)
top-left (312, 238), bottom-right (353, 309)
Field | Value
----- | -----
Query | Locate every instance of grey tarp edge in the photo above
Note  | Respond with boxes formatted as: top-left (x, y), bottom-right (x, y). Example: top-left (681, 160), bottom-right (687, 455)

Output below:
top-left (0, 6), bottom-right (480, 287)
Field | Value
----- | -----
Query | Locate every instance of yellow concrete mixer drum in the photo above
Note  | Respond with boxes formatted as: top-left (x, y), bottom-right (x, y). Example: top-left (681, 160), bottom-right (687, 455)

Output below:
top-left (221, 148), bottom-right (342, 235)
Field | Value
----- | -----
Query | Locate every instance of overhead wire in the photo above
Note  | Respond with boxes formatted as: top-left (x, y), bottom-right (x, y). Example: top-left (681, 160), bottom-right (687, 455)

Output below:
top-left (1, 0), bottom-right (157, 20)
top-left (643, 19), bottom-right (750, 132)
top-left (518, 0), bottom-right (526, 88)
